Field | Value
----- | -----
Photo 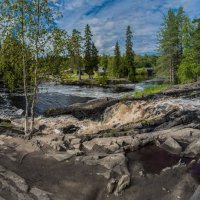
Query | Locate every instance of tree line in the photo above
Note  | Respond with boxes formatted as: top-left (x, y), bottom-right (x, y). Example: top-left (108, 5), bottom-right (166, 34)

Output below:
top-left (157, 7), bottom-right (200, 84)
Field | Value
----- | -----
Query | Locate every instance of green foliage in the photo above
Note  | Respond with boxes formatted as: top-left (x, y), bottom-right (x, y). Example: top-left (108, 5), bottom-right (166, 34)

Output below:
top-left (99, 54), bottom-right (108, 71)
top-left (134, 84), bottom-right (170, 97)
top-left (51, 28), bottom-right (68, 57)
top-left (178, 50), bottom-right (200, 83)
top-left (0, 121), bottom-right (12, 126)
top-left (67, 29), bottom-right (83, 76)
top-left (0, 35), bottom-right (32, 89)
top-left (95, 74), bottom-right (109, 85)
top-left (177, 18), bottom-right (200, 83)
top-left (135, 54), bottom-right (158, 68)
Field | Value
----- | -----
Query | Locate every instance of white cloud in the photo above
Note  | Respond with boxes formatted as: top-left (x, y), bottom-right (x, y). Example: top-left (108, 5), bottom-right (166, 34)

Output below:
top-left (57, 0), bottom-right (200, 54)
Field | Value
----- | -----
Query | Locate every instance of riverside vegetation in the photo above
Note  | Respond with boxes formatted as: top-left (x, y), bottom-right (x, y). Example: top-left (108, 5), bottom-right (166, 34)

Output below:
top-left (0, 2), bottom-right (200, 200)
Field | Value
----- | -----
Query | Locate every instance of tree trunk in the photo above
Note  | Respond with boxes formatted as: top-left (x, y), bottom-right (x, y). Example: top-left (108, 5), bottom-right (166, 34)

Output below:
top-left (21, 0), bottom-right (29, 136)
top-left (30, 0), bottom-right (40, 136)
top-left (78, 59), bottom-right (81, 80)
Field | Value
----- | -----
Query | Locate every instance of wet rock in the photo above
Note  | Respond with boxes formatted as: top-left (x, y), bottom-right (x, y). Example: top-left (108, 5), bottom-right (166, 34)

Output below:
top-left (63, 125), bottom-right (79, 134)
top-left (161, 137), bottom-right (182, 155)
top-left (107, 178), bottom-right (117, 194)
top-left (184, 139), bottom-right (200, 157)
top-left (112, 86), bottom-right (133, 93)
top-left (114, 174), bottom-right (131, 196)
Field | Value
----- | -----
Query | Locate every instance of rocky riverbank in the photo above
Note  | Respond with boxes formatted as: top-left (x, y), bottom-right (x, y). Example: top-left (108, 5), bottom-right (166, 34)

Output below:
top-left (0, 82), bottom-right (200, 200)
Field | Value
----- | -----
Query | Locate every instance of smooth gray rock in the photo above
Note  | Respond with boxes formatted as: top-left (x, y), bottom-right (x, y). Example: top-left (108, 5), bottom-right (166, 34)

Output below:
top-left (161, 137), bottom-right (182, 154)
top-left (114, 174), bottom-right (131, 196)
top-left (184, 139), bottom-right (200, 157)
top-left (107, 178), bottom-right (116, 194)
top-left (190, 185), bottom-right (200, 200)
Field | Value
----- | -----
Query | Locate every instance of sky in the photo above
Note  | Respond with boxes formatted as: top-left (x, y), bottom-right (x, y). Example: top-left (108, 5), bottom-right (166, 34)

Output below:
top-left (53, 0), bottom-right (200, 55)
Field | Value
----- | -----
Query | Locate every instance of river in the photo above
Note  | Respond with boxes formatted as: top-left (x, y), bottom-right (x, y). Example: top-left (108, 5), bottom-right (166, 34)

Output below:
top-left (0, 80), bottom-right (160, 118)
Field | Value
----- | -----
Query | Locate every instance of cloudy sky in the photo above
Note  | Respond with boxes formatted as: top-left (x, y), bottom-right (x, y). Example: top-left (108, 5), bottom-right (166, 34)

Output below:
top-left (55, 0), bottom-right (200, 55)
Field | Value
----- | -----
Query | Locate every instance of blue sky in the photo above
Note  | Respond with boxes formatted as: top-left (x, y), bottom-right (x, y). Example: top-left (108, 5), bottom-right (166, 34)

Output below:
top-left (52, 0), bottom-right (200, 55)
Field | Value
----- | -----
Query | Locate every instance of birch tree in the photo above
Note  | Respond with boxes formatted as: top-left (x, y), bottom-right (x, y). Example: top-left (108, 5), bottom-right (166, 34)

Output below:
top-left (0, 0), bottom-right (30, 135)
top-left (28, 0), bottom-right (57, 136)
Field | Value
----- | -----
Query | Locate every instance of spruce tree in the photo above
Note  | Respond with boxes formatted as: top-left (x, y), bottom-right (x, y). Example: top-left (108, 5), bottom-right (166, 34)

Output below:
top-left (125, 25), bottom-right (135, 81)
top-left (84, 24), bottom-right (93, 78)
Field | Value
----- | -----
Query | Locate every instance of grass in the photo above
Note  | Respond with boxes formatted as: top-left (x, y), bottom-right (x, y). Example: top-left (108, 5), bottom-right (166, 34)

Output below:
top-left (134, 84), bottom-right (170, 97)
top-left (0, 121), bottom-right (12, 126)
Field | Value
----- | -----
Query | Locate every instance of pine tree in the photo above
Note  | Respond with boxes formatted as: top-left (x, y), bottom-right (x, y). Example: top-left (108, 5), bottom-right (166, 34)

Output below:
top-left (158, 8), bottom-right (186, 84)
top-left (113, 41), bottom-right (121, 77)
top-left (125, 25), bottom-right (135, 80)
top-left (84, 24), bottom-right (93, 78)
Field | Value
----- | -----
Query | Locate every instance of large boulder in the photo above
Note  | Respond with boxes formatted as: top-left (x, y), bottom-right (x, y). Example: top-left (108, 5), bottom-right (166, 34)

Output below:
top-left (81, 153), bottom-right (129, 175)
top-left (82, 136), bottom-right (139, 153)
top-left (184, 139), bottom-right (200, 157)
top-left (161, 137), bottom-right (182, 155)
top-left (190, 185), bottom-right (200, 200)
top-left (44, 98), bottom-right (119, 120)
